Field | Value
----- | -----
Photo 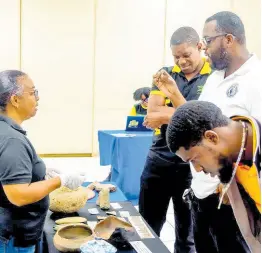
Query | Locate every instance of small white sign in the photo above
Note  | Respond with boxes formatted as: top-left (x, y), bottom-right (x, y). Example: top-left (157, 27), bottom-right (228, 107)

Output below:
top-left (128, 216), bottom-right (155, 239)
top-left (130, 241), bottom-right (152, 253)
top-left (88, 208), bottom-right (99, 215)
top-left (119, 211), bottom-right (131, 218)
top-left (111, 203), bottom-right (123, 209)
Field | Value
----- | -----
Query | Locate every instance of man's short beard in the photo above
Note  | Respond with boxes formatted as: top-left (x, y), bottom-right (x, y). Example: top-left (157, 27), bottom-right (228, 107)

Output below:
top-left (211, 46), bottom-right (230, 71)
top-left (218, 155), bottom-right (234, 184)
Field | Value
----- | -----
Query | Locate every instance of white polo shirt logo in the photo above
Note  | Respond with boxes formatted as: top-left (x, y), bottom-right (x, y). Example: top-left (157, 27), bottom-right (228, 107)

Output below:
top-left (226, 83), bottom-right (238, 97)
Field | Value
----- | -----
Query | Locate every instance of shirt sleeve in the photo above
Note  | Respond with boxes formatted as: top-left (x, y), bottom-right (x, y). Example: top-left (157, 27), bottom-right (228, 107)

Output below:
top-left (150, 84), bottom-right (166, 97)
top-left (246, 75), bottom-right (261, 122)
top-left (129, 106), bottom-right (137, 116)
top-left (197, 77), bottom-right (211, 101)
top-left (0, 138), bottom-right (33, 185)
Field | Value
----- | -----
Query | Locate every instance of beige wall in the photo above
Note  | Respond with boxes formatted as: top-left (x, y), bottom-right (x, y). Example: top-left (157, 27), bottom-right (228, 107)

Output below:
top-left (1, 0), bottom-right (261, 154)
top-left (0, 0), bottom-right (20, 70)
top-left (164, 0), bottom-right (232, 65)
top-left (21, 0), bottom-right (95, 154)
top-left (92, 0), bottom-right (166, 153)
top-left (231, 0), bottom-right (261, 58)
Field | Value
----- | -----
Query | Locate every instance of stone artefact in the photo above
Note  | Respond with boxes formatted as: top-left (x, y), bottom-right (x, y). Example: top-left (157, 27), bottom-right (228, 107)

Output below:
top-left (49, 186), bottom-right (95, 213)
top-left (55, 217), bottom-right (87, 225)
top-left (96, 188), bottom-right (110, 210)
top-left (89, 182), bottom-right (117, 192)
top-left (106, 211), bottom-right (117, 216)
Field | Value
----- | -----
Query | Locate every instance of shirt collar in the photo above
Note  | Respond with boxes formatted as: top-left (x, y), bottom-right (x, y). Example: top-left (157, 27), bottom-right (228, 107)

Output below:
top-left (231, 54), bottom-right (259, 77)
top-left (171, 58), bottom-right (212, 75)
top-left (218, 54), bottom-right (260, 80)
top-left (0, 114), bottom-right (26, 135)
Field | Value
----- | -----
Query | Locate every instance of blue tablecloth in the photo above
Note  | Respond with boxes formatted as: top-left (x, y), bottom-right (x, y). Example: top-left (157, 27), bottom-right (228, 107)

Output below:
top-left (98, 130), bottom-right (153, 202)
top-left (83, 181), bottom-right (127, 202)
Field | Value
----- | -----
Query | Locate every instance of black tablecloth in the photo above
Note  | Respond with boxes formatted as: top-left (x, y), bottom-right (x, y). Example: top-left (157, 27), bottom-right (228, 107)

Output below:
top-left (43, 201), bottom-right (170, 253)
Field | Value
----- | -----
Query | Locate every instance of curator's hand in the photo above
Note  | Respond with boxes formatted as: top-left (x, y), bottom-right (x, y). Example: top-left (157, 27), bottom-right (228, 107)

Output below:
top-left (47, 169), bottom-right (86, 190)
top-left (59, 173), bottom-right (86, 190)
top-left (45, 167), bottom-right (63, 180)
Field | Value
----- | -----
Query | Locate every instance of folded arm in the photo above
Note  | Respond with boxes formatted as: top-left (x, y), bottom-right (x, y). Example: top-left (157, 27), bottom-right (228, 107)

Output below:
top-left (143, 94), bottom-right (175, 129)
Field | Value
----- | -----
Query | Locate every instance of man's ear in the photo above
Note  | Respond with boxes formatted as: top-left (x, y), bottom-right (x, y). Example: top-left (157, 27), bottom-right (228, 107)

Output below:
top-left (10, 95), bottom-right (19, 109)
top-left (197, 42), bottom-right (203, 51)
top-left (225, 34), bottom-right (234, 47)
top-left (204, 130), bottom-right (219, 145)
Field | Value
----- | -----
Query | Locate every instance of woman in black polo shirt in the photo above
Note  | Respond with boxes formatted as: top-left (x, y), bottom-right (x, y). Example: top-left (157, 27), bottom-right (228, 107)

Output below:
top-left (0, 70), bottom-right (85, 253)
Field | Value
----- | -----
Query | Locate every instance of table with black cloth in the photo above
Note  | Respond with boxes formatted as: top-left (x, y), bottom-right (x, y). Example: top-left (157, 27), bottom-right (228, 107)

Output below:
top-left (43, 183), bottom-right (169, 253)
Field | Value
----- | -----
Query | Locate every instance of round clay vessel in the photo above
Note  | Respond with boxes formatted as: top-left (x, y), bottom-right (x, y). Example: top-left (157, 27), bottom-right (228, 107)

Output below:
top-left (49, 186), bottom-right (95, 213)
top-left (53, 224), bottom-right (94, 252)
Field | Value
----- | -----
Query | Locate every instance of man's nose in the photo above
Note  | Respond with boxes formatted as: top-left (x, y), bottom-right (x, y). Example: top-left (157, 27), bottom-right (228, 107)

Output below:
top-left (202, 43), bottom-right (207, 51)
top-left (179, 58), bottom-right (187, 65)
top-left (204, 46), bottom-right (210, 57)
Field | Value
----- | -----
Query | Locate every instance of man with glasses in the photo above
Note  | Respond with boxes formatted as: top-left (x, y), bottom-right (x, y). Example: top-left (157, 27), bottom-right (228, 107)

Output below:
top-left (140, 26), bottom-right (212, 253)
top-left (153, 11), bottom-right (261, 252)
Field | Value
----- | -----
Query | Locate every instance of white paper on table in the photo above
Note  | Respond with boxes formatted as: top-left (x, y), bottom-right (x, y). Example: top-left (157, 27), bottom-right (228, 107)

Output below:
top-left (130, 241), bottom-right (153, 253)
top-left (88, 208), bottom-right (99, 215)
top-left (111, 133), bottom-right (136, 137)
top-left (111, 203), bottom-right (123, 209)
top-left (119, 211), bottom-right (131, 218)
top-left (128, 216), bottom-right (155, 239)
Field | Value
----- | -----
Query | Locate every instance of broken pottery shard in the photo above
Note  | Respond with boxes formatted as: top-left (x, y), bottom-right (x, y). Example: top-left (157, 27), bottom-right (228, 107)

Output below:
top-left (55, 217), bottom-right (87, 225)
top-left (106, 211), bottom-right (117, 216)
top-left (94, 216), bottom-right (133, 240)
top-left (49, 186), bottom-right (95, 213)
top-left (98, 188), bottom-right (110, 210)
top-left (97, 216), bottom-right (107, 221)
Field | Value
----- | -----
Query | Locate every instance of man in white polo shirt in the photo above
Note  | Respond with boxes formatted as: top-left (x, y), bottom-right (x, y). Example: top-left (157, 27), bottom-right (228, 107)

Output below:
top-left (152, 11), bottom-right (261, 252)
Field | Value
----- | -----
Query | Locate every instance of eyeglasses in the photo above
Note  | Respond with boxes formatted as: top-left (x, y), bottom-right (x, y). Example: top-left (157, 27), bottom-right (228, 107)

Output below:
top-left (202, 34), bottom-right (228, 46)
top-left (141, 97), bottom-right (148, 103)
top-left (23, 89), bottom-right (39, 98)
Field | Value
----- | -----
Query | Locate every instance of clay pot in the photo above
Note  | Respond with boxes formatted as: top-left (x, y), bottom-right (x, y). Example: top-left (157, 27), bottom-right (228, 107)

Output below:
top-left (94, 216), bottom-right (133, 239)
top-left (53, 224), bottom-right (94, 252)
top-left (49, 186), bottom-right (95, 213)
